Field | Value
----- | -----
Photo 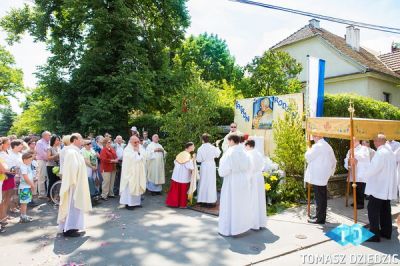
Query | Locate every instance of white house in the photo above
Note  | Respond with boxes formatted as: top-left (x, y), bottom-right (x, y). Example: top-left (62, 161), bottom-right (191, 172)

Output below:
top-left (272, 19), bottom-right (400, 107)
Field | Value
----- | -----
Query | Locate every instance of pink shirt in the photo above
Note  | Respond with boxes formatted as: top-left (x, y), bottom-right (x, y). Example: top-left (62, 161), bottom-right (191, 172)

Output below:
top-left (35, 138), bottom-right (50, 161)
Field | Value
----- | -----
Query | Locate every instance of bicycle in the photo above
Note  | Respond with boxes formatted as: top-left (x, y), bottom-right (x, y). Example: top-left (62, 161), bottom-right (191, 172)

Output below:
top-left (49, 166), bottom-right (62, 205)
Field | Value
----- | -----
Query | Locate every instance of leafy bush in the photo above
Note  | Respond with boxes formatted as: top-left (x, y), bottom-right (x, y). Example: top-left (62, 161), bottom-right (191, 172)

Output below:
top-left (129, 114), bottom-right (164, 138)
top-left (277, 176), bottom-right (306, 203)
top-left (324, 93), bottom-right (400, 119)
top-left (161, 71), bottom-right (221, 169)
top-left (264, 171), bottom-right (283, 204)
top-left (324, 94), bottom-right (400, 173)
top-left (213, 106), bottom-right (234, 126)
top-left (272, 109), bottom-right (306, 176)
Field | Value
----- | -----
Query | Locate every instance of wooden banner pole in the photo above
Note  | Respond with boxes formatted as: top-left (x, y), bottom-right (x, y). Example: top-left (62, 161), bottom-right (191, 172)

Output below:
top-left (348, 101), bottom-right (357, 224)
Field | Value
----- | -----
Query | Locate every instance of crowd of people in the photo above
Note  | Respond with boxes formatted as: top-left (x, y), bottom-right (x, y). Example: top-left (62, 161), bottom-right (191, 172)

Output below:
top-left (0, 122), bottom-right (399, 243)
top-left (0, 127), bottom-right (167, 235)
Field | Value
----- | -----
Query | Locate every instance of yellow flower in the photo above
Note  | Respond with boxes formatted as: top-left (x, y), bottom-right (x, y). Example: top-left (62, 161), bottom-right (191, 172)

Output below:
top-left (270, 175), bottom-right (278, 181)
top-left (262, 172), bottom-right (269, 177)
top-left (265, 183), bottom-right (271, 191)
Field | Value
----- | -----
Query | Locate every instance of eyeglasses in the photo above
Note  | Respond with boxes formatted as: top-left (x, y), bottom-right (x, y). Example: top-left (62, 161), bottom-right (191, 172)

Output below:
top-left (231, 126), bottom-right (237, 128)
top-left (133, 141), bottom-right (139, 144)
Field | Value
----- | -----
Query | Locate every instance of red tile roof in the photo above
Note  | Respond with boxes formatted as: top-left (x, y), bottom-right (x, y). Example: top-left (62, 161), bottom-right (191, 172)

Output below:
top-left (272, 25), bottom-right (400, 80)
top-left (378, 51), bottom-right (400, 75)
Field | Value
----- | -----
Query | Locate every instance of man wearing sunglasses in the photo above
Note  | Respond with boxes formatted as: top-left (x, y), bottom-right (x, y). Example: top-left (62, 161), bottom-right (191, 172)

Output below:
top-left (221, 123), bottom-right (242, 153)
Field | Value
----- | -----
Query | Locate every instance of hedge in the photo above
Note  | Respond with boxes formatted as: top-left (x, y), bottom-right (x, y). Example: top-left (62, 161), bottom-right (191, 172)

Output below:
top-left (324, 93), bottom-right (400, 173)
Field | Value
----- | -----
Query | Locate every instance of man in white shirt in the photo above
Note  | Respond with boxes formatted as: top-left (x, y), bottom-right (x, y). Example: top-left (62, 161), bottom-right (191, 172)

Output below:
top-left (364, 134), bottom-right (398, 242)
top-left (304, 135), bottom-right (337, 224)
top-left (344, 139), bottom-right (370, 209)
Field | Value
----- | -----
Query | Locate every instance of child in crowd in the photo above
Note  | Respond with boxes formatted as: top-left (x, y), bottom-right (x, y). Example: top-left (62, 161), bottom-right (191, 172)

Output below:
top-left (19, 152), bottom-right (35, 223)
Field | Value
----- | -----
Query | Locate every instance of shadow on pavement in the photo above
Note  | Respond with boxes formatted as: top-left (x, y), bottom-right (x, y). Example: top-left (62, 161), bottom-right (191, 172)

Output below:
top-left (53, 235), bottom-right (90, 255)
top-left (223, 228), bottom-right (279, 255)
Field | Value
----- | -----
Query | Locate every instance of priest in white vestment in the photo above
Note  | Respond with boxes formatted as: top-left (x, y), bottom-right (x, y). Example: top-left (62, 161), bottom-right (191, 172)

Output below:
top-left (304, 135), bottom-right (336, 224)
top-left (344, 139), bottom-right (370, 209)
top-left (165, 142), bottom-right (195, 208)
top-left (119, 136), bottom-right (146, 210)
top-left (364, 134), bottom-right (398, 242)
top-left (146, 134), bottom-right (166, 195)
top-left (221, 123), bottom-right (242, 153)
top-left (197, 133), bottom-right (221, 206)
top-left (245, 139), bottom-right (267, 230)
top-left (218, 134), bottom-right (252, 236)
top-left (58, 133), bottom-right (92, 237)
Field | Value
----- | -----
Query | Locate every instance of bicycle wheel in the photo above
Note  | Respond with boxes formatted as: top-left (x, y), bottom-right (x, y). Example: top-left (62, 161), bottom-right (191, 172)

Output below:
top-left (50, 180), bottom-right (62, 205)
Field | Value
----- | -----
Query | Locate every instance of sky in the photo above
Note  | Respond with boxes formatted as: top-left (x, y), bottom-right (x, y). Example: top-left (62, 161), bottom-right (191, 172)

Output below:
top-left (1, 0), bottom-right (400, 112)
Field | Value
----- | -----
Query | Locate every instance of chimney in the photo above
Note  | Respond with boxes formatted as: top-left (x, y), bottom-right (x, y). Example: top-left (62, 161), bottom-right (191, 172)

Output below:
top-left (309, 19), bottom-right (320, 29)
top-left (345, 26), bottom-right (360, 52)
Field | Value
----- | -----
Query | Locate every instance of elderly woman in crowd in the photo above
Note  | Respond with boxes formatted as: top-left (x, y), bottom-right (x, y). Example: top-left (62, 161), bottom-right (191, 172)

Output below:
top-left (99, 138), bottom-right (118, 200)
top-left (46, 135), bottom-right (61, 199)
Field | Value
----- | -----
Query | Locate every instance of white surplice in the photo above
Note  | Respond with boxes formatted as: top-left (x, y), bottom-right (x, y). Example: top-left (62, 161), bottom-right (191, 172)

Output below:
top-left (196, 143), bottom-right (221, 203)
top-left (146, 142), bottom-right (166, 192)
top-left (247, 149), bottom-right (267, 230)
top-left (119, 144), bottom-right (146, 206)
top-left (344, 144), bottom-right (370, 183)
top-left (364, 145), bottom-right (398, 200)
top-left (304, 139), bottom-right (337, 186)
top-left (218, 145), bottom-right (252, 236)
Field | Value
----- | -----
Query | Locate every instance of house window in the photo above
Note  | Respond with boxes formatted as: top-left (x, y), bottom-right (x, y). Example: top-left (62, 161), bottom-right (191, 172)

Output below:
top-left (383, 92), bottom-right (391, 103)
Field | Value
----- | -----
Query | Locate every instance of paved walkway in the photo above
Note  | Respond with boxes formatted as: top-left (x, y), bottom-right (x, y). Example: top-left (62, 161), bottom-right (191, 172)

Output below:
top-left (1, 195), bottom-right (399, 266)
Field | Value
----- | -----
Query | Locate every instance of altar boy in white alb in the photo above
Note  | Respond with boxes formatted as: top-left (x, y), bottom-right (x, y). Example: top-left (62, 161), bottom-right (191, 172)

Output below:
top-left (364, 134), bottom-right (398, 242)
top-left (58, 133), bottom-right (92, 237)
top-left (119, 136), bottom-right (147, 210)
top-left (304, 135), bottom-right (336, 224)
top-left (218, 134), bottom-right (252, 236)
top-left (245, 139), bottom-right (267, 230)
top-left (145, 134), bottom-right (166, 195)
top-left (196, 133), bottom-right (221, 207)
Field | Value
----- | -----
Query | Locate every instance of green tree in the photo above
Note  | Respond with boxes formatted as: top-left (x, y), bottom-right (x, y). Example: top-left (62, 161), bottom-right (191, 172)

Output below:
top-left (9, 87), bottom-right (57, 136)
top-left (161, 66), bottom-right (220, 165)
top-left (1, 1), bottom-right (190, 135)
top-left (242, 50), bottom-right (303, 97)
top-left (177, 33), bottom-right (243, 84)
top-left (0, 106), bottom-right (17, 135)
top-left (272, 108), bottom-right (306, 177)
top-left (0, 45), bottom-right (24, 105)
